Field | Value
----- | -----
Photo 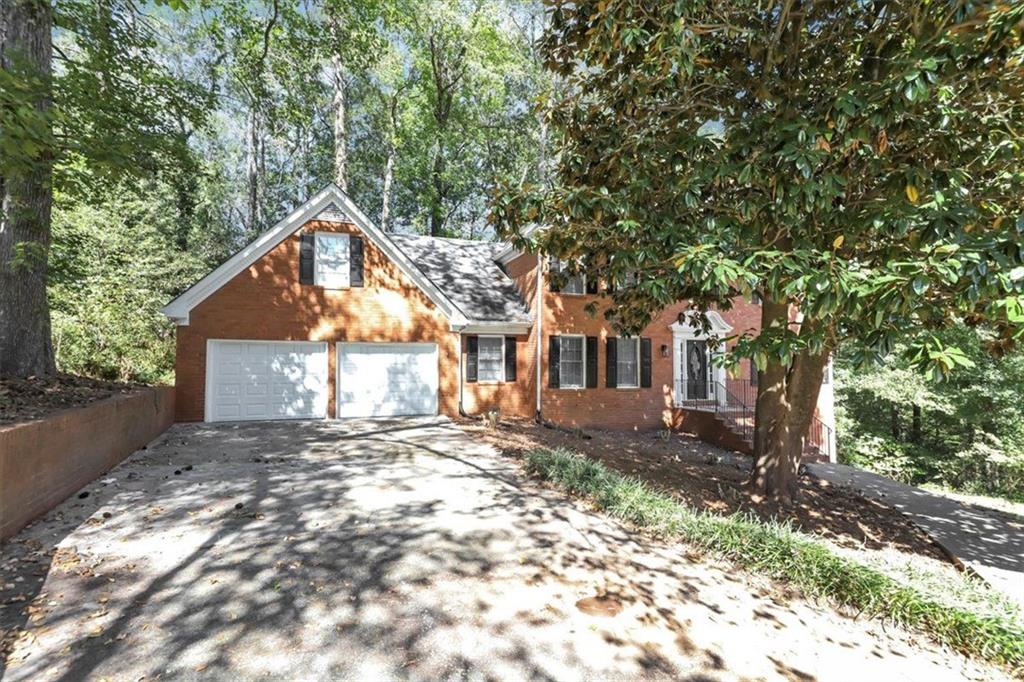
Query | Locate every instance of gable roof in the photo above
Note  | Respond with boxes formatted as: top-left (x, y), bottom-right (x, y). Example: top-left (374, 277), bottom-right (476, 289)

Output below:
top-left (388, 235), bottom-right (532, 326)
top-left (161, 184), bottom-right (467, 326)
top-left (160, 184), bottom-right (533, 332)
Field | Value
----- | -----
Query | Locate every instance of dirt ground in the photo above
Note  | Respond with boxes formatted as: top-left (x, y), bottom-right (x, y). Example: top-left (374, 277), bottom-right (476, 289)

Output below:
top-left (459, 417), bottom-right (948, 561)
top-left (0, 374), bottom-right (141, 426)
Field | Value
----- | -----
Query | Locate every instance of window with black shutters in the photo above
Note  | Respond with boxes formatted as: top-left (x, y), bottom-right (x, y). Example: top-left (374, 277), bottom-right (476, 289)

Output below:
top-left (477, 336), bottom-right (504, 382)
top-left (616, 337), bottom-right (640, 388)
top-left (559, 336), bottom-right (585, 388)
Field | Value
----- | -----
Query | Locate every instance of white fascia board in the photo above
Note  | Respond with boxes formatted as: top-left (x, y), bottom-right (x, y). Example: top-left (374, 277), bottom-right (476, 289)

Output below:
top-left (453, 320), bottom-right (533, 335)
top-left (160, 184), bottom-right (467, 326)
top-left (494, 224), bottom-right (544, 265)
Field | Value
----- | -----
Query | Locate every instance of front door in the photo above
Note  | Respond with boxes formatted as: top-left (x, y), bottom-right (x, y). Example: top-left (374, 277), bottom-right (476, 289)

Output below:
top-left (684, 339), bottom-right (709, 400)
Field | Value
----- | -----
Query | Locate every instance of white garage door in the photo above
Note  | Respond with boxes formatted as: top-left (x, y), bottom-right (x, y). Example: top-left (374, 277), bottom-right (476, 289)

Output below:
top-left (206, 340), bottom-right (328, 422)
top-left (336, 342), bottom-right (438, 418)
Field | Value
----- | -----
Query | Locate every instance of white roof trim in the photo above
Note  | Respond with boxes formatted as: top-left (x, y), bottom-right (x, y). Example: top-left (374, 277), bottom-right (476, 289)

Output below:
top-left (453, 320), bottom-right (533, 335)
top-left (669, 310), bottom-right (733, 336)
top-left (160, 184), bottom-right (468, 326)
top-left (494, 224), bottom-right (543, 265)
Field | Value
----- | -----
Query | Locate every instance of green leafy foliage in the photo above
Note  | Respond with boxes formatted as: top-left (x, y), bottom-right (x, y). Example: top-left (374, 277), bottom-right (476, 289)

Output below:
top-left (48, 185), bottom-right (214, 383)
top-left (836, 326), bottom-right (1024, 500)
top-left (491, 0), bottom-right (1024, 374)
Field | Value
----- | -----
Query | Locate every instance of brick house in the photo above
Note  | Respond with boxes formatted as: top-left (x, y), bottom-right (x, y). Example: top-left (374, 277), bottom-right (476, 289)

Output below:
top-left (162, 184), bottom-right (835, 458)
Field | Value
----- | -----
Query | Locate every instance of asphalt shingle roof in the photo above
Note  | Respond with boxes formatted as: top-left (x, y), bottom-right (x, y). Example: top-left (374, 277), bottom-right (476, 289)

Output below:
top-left (388, 234), bottom-right (532, 324)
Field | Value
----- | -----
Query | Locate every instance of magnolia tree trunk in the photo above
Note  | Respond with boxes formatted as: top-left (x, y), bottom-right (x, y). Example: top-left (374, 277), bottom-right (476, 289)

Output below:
top-left (0, 0), bottom-right (55, 378)
top-left (749, 298), bottom-right (829, 501)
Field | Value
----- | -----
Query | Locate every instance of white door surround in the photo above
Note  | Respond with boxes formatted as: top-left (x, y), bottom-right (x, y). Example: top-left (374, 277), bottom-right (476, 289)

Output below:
top-left (670, 311), bottom-right (732, 407)
top-left (336, 342), bottom-right (439, 418)
top-left (205, 340), bottom-right (329, 422)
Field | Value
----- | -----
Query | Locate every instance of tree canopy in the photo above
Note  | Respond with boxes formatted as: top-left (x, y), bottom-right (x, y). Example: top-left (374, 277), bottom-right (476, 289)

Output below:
top-left (492, 0), bottom-right (1024, 498)
top-left (2, 0), bottom-right (547, 380)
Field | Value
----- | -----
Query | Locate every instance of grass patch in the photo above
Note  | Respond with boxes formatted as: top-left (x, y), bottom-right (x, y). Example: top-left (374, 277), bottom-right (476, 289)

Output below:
top-left (524, 447), bottom-right (1024, 673)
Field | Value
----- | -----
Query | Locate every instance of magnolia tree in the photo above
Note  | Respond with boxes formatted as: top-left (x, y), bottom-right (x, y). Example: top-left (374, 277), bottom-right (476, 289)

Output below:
top-left (491, 0), bottom-right (1024, 500)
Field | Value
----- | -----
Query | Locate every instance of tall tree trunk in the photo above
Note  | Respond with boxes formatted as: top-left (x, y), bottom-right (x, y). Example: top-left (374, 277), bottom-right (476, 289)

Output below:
top-left (749, 298), bottom-right (829, 501)
top-left (910, 404), bottom-right (922, 443)
top-left (380, 94), bottom-right (398, 231)
top-left (246, 109), bottom-right (264, 234)
top-left (429, 142), bottom-right (445, 236)
top-left (381, 143), bottom-right (396, 232)
top-left (332, 58), bottom-right (348, 192)
top-left (0, 0), bottom-right (55, 378)
top-left (890, 404), bottom-right (901, 440)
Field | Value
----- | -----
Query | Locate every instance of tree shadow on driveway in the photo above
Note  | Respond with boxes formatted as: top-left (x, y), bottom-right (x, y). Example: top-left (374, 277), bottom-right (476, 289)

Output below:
top-left (1, 419), bottom-right (1002, 681)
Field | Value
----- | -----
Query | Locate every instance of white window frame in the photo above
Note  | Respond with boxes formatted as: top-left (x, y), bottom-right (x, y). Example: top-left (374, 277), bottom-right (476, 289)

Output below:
top-left (554, 259), bottom-right (586, 295)
top-left (314, 231), bottom-right (351, 289)
top-left (476, 335), bottom-right (506, 384)
top-left (616, 336), bottom-right (640, 389)
top-left (558, 334), bottom-right (586, 389)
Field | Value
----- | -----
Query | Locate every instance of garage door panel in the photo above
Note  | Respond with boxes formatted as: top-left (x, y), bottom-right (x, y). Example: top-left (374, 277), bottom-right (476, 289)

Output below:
top-left (207, 341), bottom-right (328, 422)
top-left (337, 343), bottom-right (439, 418)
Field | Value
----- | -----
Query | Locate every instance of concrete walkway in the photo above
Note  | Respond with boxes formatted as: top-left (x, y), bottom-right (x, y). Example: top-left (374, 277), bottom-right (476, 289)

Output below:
top-left (806, 462), bottom-right (1024, 607)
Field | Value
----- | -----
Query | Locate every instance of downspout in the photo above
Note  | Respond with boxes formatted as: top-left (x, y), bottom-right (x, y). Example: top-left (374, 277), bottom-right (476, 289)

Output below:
top-left (535, 252), bottom-right (543, 423)
top-left (456, 325), bottom-right (470, 418)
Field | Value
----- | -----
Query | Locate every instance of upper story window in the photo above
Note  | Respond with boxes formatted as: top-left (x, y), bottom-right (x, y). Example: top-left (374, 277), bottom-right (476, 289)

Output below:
top-left (550, 258), bottom-right (586, 295)
top-left (616, 337), bottom-right (640, 388)
top-left (477, 336), bottom-right (505, 382)
top-left (559, 335), bottom-right (585, 388)
top-left (562, 272), bottom-right (586, 295)
top-left (315, 232), bottom-right (350, 288)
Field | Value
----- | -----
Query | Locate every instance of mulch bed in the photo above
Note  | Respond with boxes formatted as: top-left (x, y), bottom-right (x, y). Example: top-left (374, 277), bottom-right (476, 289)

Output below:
top-left (459, 417), bottom-right (948, 562)
top-left (0, 374), bottom-right (141, 426)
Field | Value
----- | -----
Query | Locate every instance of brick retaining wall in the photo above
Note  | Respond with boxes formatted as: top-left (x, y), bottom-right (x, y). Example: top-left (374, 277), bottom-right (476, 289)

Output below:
top-left (0, 387), bottom-right (174, 540)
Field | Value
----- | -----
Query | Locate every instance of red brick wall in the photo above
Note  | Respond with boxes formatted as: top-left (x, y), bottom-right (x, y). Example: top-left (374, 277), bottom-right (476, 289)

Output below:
top-left (538, 284), bottom-right (763, 430)
top-left (175, 220), bottom-right (466, 421)
top-left (174, 226), bottom-right (769, 431)
top-left (456, 252), bottom-right (541, 419)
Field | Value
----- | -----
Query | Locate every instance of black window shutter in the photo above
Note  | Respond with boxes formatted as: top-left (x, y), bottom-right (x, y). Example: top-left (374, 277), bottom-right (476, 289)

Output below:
top-left (349, 235), bottom-right (364, 287)
top-left (548, 336), bottom-right (560, 388)
top-left (586, 336), bottom-right (598, 388)
top-left (548, 257), bottom-right (561, 292)
top-left (504, 337), bottom-right (517, 382)
top-left (299, 233), bottom-right (315, 284)
top-left (466, 335), bottom-right (478, 383)
top-left (640, 337), bottom-right (652, 388)
top-left (586, 277), bottom-right (598, 295)
top-left (606, 337), bottom-right (618, 388)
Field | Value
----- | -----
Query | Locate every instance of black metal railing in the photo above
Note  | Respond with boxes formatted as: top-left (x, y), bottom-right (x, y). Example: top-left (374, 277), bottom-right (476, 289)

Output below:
top-left (676, 379), bottom-right (834, 460)
top-left (806, 415), bottom-right (834, 461)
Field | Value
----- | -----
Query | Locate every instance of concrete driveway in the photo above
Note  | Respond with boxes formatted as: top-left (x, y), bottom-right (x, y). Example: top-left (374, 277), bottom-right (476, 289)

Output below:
top-left (0, 419), bottom-right (1006, 681)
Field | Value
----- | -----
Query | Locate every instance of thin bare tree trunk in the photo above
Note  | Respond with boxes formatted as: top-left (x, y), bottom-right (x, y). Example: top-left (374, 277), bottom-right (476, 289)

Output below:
top-left (380, 93), bottom-right (398, 231)
top-left (0, 0), bottom-right (55, 378)
top-left (429, 142), bottom-right (445, 236)
top-left (381, 144), bottom-right (396, 232)
top-left (245, 109), bottom-right (266, 235)
top-left (332, 57), bottom-right (348, 192)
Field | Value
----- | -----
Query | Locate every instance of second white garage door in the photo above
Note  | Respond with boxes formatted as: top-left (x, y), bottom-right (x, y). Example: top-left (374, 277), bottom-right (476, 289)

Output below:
top-left (336, 342), bottom-right (439, 418)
